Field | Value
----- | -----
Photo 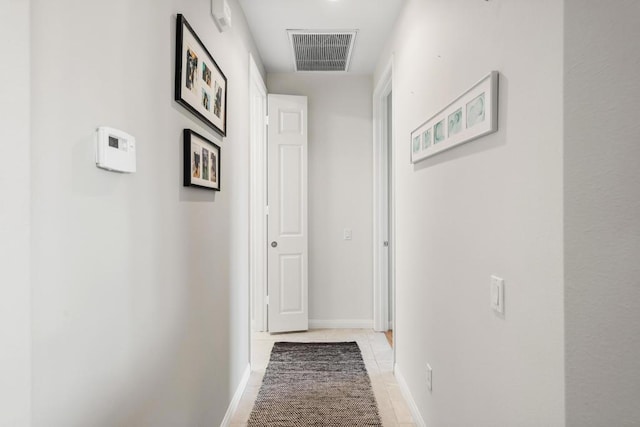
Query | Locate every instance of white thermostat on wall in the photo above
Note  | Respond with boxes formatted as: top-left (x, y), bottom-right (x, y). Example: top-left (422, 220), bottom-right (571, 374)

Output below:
top-left (95, 126), bottom-right (136, 173)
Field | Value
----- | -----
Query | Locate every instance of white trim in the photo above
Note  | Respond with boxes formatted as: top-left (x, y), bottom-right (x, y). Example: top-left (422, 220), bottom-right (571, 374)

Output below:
top-left (394, 363), bottom-right (427, 427)
top-left (219, 364), bottom-right (251, 427)
top-left (309, 319), bottom-right (373, 329)
top-left (372, 58), bottom-right (394, 332)
top-left (249, 53), bottom-right (268, 332)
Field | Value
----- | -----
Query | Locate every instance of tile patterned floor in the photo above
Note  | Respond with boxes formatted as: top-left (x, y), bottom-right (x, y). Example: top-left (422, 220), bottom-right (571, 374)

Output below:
top-left (229, 328), bottom-right (415, 427)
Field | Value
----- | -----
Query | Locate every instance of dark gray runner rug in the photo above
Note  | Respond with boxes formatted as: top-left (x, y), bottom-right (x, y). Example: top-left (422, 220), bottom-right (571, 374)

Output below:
top-left (248, 342), bottom-right (382, 426)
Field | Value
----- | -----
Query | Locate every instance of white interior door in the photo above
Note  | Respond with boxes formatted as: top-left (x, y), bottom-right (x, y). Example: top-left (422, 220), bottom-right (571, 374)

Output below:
top-left (267, 94), bottom-right (308, 333)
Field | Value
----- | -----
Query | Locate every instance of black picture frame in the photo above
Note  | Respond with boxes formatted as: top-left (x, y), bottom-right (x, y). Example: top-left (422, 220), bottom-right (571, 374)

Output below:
top-left (183, 129), bottom-right (221, 191)
top-left (175, 14), bottom-right (228, 137)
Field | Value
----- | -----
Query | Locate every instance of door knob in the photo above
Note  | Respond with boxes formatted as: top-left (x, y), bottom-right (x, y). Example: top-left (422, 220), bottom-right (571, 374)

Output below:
top-left (271, 241), bottom-right (278, 248)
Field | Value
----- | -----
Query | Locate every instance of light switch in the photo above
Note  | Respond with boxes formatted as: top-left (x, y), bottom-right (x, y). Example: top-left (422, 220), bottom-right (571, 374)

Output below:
top-left (490, 275), bottom-right (504, 315)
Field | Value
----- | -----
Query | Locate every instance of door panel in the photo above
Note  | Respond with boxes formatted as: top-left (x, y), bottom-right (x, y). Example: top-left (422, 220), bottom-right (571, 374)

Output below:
top-left (280, 255), bottom-right (303, 313)
top-left (279, 145), bottom-right (303, 235)
top-left (267, 94), bottom-right (308, 333)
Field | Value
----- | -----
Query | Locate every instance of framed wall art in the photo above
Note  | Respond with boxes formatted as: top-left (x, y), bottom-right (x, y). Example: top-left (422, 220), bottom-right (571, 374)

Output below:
top-left (175, 14), bottom-right (227, 137)
top-left (183, 129), bottom-right (221, 191)
top-left (411, 71), bottom-right (498, 163)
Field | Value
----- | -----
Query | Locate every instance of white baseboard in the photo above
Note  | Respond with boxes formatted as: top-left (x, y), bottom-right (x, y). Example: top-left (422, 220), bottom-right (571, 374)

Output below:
top-left (220, 363), bottom-right (251, 427)
top-left (394, 363), bottom-right (426, 427)
top-left (308, 319), bottom-right (373, 329)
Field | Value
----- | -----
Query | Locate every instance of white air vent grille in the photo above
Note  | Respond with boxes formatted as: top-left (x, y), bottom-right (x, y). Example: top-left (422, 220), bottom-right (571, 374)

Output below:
top-left (288, 30), bottom-right (357, 72)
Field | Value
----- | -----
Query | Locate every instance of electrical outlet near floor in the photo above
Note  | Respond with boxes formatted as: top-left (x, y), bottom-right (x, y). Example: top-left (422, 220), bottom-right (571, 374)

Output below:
top-left (426, 363), bottom-right (433, 391)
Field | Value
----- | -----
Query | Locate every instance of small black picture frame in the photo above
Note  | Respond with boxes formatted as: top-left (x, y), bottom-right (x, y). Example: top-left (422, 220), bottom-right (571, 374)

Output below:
top-left (175, 14), bottom-right (228, 137)
top-left (183, 129), bottom-right (221, 191)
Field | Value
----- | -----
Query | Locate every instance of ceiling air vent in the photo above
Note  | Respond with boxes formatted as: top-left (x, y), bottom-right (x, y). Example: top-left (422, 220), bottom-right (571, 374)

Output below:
top-left (288, 30), bottom-right (357, 72)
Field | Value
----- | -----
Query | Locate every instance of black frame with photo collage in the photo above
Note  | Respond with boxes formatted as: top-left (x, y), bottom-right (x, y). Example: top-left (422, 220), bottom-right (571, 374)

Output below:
top-left (183, 129), bottom-right (221, 191)
top-left (175, 14), bottom-right (228, 137)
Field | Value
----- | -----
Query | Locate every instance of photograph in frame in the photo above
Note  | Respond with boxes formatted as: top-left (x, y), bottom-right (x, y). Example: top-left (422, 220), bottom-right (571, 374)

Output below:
top-left (466, 93), bottom-right (486, 128)
top-left (412, 134), bottom-right (421, 155)
top-left (422, 128), bottom-right (432, 150)
top-left (434, 120), bottom-right (446, 144)
top-left (183, 129), bottom-right (221, 191)
top-left (175, 14), bottom-right (227, 137)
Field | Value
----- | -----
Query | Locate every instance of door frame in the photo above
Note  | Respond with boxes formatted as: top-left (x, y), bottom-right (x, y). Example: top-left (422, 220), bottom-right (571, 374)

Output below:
top-left (372, 58), bottom-right (394, 333)
top-left (249, 53), bottom-right (268, 332)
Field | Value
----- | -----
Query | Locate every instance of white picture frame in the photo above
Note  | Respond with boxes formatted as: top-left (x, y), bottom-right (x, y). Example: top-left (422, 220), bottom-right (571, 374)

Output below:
top-left (411, 71), bottom-right (499, 163)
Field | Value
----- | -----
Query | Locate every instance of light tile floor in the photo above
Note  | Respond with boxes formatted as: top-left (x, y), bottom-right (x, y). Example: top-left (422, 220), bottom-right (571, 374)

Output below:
top-left (230, 329), bottom-right (415, 427)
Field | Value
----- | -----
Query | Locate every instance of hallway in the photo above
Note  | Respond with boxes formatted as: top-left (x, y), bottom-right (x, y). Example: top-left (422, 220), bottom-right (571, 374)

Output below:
top-left (4, 1), bottom-right (640, 426)
top-left (230, 329), bottom-right (415, 426)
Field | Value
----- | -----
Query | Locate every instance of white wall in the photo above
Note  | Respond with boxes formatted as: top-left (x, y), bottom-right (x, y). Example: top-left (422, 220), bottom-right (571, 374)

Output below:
top-left (565, 1), bottom-right (640, 425)
top-left (0, 1), bottom-right (31, 426)
top-left (375, 0), bottom-right (564, 425)
top-left (30, 0), bottom-right (263, 425)
top-left (267, 74), bottom-right (374, 327)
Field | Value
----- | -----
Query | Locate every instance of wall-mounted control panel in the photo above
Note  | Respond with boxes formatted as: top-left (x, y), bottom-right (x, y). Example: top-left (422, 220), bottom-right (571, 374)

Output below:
top-left (95, 127), bottom-right (136, 173)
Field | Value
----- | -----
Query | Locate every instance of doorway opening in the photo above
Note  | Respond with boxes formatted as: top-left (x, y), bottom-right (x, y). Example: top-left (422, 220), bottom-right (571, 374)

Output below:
top-left (373, 59), bottom-right (395, 353)
top-left (248, 54), bottom-right (310, 348)
top-left (381, 90), bottom-right (394, 349)
top-left (251, 56), bottom-right (395, 365)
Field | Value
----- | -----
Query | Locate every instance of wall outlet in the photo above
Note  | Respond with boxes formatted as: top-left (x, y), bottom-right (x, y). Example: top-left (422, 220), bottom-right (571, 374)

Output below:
top-left (426, 363), bottom-right (433, 391)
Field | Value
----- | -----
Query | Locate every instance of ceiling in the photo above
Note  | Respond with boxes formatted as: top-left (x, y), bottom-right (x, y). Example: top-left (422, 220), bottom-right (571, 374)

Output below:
top-left (238, 0), bottom-right (406, 74)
